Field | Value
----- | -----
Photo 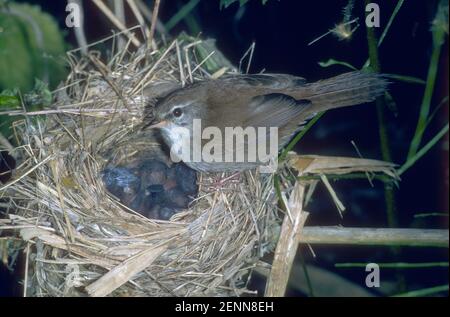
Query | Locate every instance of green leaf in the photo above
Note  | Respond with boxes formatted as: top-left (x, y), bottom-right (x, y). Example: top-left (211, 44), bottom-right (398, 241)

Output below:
top-left (165, 0), bottom-right (201, 32)
top-left (23, 78), bottom-right (52, 110)
top-left (177, 33), bottom-right (234, 73)
top-left (399, 123), bottom-right (449, 176)
top-left (0, 94), bottom-right (19, 108)
top-left (0, 9), bottom-right (34, 90)
top-left (0, 3), bottom-right (67, 91)
top-left (318, 59), bottom-right (357, 71)
top-left (194, 39), bottom-right (234, 73)
top-left (407, 0), bottom-right (448, 159)
top-left (384, 74), bottom-right (426, 85)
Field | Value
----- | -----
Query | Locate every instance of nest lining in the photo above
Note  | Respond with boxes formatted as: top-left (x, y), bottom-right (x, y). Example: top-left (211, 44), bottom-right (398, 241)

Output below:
top-left (2, 37), bottom-right (279, 297)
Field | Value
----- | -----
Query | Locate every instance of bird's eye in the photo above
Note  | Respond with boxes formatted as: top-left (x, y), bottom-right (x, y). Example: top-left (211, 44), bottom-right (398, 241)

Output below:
top-left (172, 108), bottom-right (182, 118)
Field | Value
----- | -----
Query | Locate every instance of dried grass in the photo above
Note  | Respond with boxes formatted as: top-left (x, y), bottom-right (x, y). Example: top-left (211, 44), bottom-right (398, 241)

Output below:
top-left (0, 33), bottom-right (278, 297)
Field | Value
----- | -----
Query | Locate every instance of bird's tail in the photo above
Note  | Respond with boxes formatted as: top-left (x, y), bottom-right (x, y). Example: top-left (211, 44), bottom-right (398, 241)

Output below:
top-left (293, 71), bottom-right (388, 115)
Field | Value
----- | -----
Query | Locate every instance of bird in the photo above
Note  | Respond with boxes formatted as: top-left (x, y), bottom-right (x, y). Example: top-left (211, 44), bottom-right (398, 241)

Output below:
top-left (102, 166), bottom-right (141, 206)
top-left (144, 71), bottom-right (388, 173)
top-left (102, 160), bottom-right (198, 220)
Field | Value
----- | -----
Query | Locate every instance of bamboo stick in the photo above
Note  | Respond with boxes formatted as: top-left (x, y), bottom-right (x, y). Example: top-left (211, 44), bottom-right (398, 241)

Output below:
top-left (265, 182), bottom-right (309, 297)
top-left (299, 227), bottom-right (448, 248)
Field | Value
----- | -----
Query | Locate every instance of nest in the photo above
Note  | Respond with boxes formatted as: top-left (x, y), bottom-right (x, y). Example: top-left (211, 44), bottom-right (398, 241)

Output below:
top-left (1, 35), bottom-right (279, 297)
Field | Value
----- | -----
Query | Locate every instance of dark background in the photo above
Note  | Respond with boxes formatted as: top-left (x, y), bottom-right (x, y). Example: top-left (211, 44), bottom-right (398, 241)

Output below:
top-left (1, 0), bottom-right (448, 296)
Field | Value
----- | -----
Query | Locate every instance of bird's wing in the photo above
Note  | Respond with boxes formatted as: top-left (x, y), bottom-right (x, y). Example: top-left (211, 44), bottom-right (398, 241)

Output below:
top-left (243, 93), bottom-right (311, 128)
top-left (220, 73), bottom-right (307, 91)
top-left (205, 75), bottom-right (315, 152)
top-left (208, 73), bottom-right (311, 128)
top-left (215, 93), bottom-right (312, 157)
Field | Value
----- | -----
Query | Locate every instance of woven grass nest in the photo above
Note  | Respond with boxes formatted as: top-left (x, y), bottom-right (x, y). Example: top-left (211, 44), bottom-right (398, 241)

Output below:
top-left (1, 35), bottom-right (283, 297)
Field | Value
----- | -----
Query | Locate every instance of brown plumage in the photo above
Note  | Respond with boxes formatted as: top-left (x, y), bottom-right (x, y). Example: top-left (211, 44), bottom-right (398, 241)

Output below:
top-left (144, 71), bottom-right (388, 172)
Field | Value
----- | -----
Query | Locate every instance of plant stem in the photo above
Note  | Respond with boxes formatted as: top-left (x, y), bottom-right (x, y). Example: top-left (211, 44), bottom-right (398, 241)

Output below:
top-left (336, 262), bottom-right (449, 269)
top-left (300, 253), bottom-right (315, 297)
top-left (148, 0), bottom-right (161, 47)
top-left (298, 172), bottom-right (395, 184)
top-left (407, 2), bottom-right (447, 159)
top-left (399, 123), bottom-right (449, 176)
top-left (378, 0), bottom-right (405, 47)
top-left (274, 174), bottom-right (286, 211)
top-left (363, 0), bottom-right (405, 68)
top-left (278, 112), bottom-right (325, 162)
top-left (414, 212), bottom-right (449, 218)
top-left (165, 0), bottom-right (201, 32)
top-left (407, 46), bottom-right (444, 158)
top-left (266, 183), bottom-right (308, 297)
top-left (365, 3), bottom-right (406, 290)
top-left (365, 0), bottom-right (397, 229)
top-left (300, 227), bottom-right (449, 248)
top-left (275, 113), bottom-right (325, 211)
top-left (392, 284), bottom-right (449, 297)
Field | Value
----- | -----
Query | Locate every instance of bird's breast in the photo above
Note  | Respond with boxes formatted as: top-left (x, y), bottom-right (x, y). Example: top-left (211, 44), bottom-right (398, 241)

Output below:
top-left (160, 124), bottom-right (193, 162)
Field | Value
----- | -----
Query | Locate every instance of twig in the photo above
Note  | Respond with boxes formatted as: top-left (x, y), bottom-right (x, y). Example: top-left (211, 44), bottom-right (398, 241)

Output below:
top-left (336, 262), bottom-right (449, 269)
top-left (300, 226), bottom-right (449, 248)
top-left (0, 131), bottom-right (14, 153)
top-left (85, 244), bottom-right (168, 297)
top-left (0, 155), bottom-right (53, 192)
top-left (175, 40), bottom-right (186, 86)
top-left (191, 51), bottom-right (215, 75)
top-left (113, 0), bottom-right (126, 51)
top-left (23, 242), bottom-right (30, 297)
top-left (297, 172), bottom-right (394, 183)
top-left (92, 0), bottom-right (141, 47)
top-left (135, 0), bottom-right (167, 35)
top-left (320, 174), bottom-right (345, 217)
top-left (126, 0), bottom-right (151, 40)
top-left (130, 40), bottom-right (177, 94)
top-left (87, 54), bottom-right (131, 111)
top-left (265, 182), bottom-right (309, 297)
top-left (148, 0), bottom-right (161, 48)
top-left (239, 42), bottom-right (256, 74)
top-left (68, 0), bottom-right (88, 54)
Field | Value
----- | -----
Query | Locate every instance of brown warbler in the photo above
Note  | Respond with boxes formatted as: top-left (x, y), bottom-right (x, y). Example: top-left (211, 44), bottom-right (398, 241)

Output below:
top-left (144, 71), bottom-right (387, 172)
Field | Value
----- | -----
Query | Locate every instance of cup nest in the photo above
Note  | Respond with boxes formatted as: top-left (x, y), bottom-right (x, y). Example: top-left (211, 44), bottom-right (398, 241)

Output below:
top-left (1, 35), bottom-right (280, 296)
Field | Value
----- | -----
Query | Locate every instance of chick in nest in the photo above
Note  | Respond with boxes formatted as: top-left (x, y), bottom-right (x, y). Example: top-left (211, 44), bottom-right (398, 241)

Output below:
top-left (102, 160), bottom-right (198, 220)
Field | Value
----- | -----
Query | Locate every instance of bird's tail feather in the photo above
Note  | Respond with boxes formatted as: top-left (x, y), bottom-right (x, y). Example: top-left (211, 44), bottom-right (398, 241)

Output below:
top-left (294, 71), bottom-right (388, 115)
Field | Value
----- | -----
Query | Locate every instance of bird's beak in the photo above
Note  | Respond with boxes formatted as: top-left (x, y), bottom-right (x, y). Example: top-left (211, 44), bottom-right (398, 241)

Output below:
top-left (147, 120), bottom-right (168, 129)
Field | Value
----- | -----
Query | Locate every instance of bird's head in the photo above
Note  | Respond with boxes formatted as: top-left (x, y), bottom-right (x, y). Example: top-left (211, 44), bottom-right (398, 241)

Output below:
top-left (146, 90), bottom-right (207, 132)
